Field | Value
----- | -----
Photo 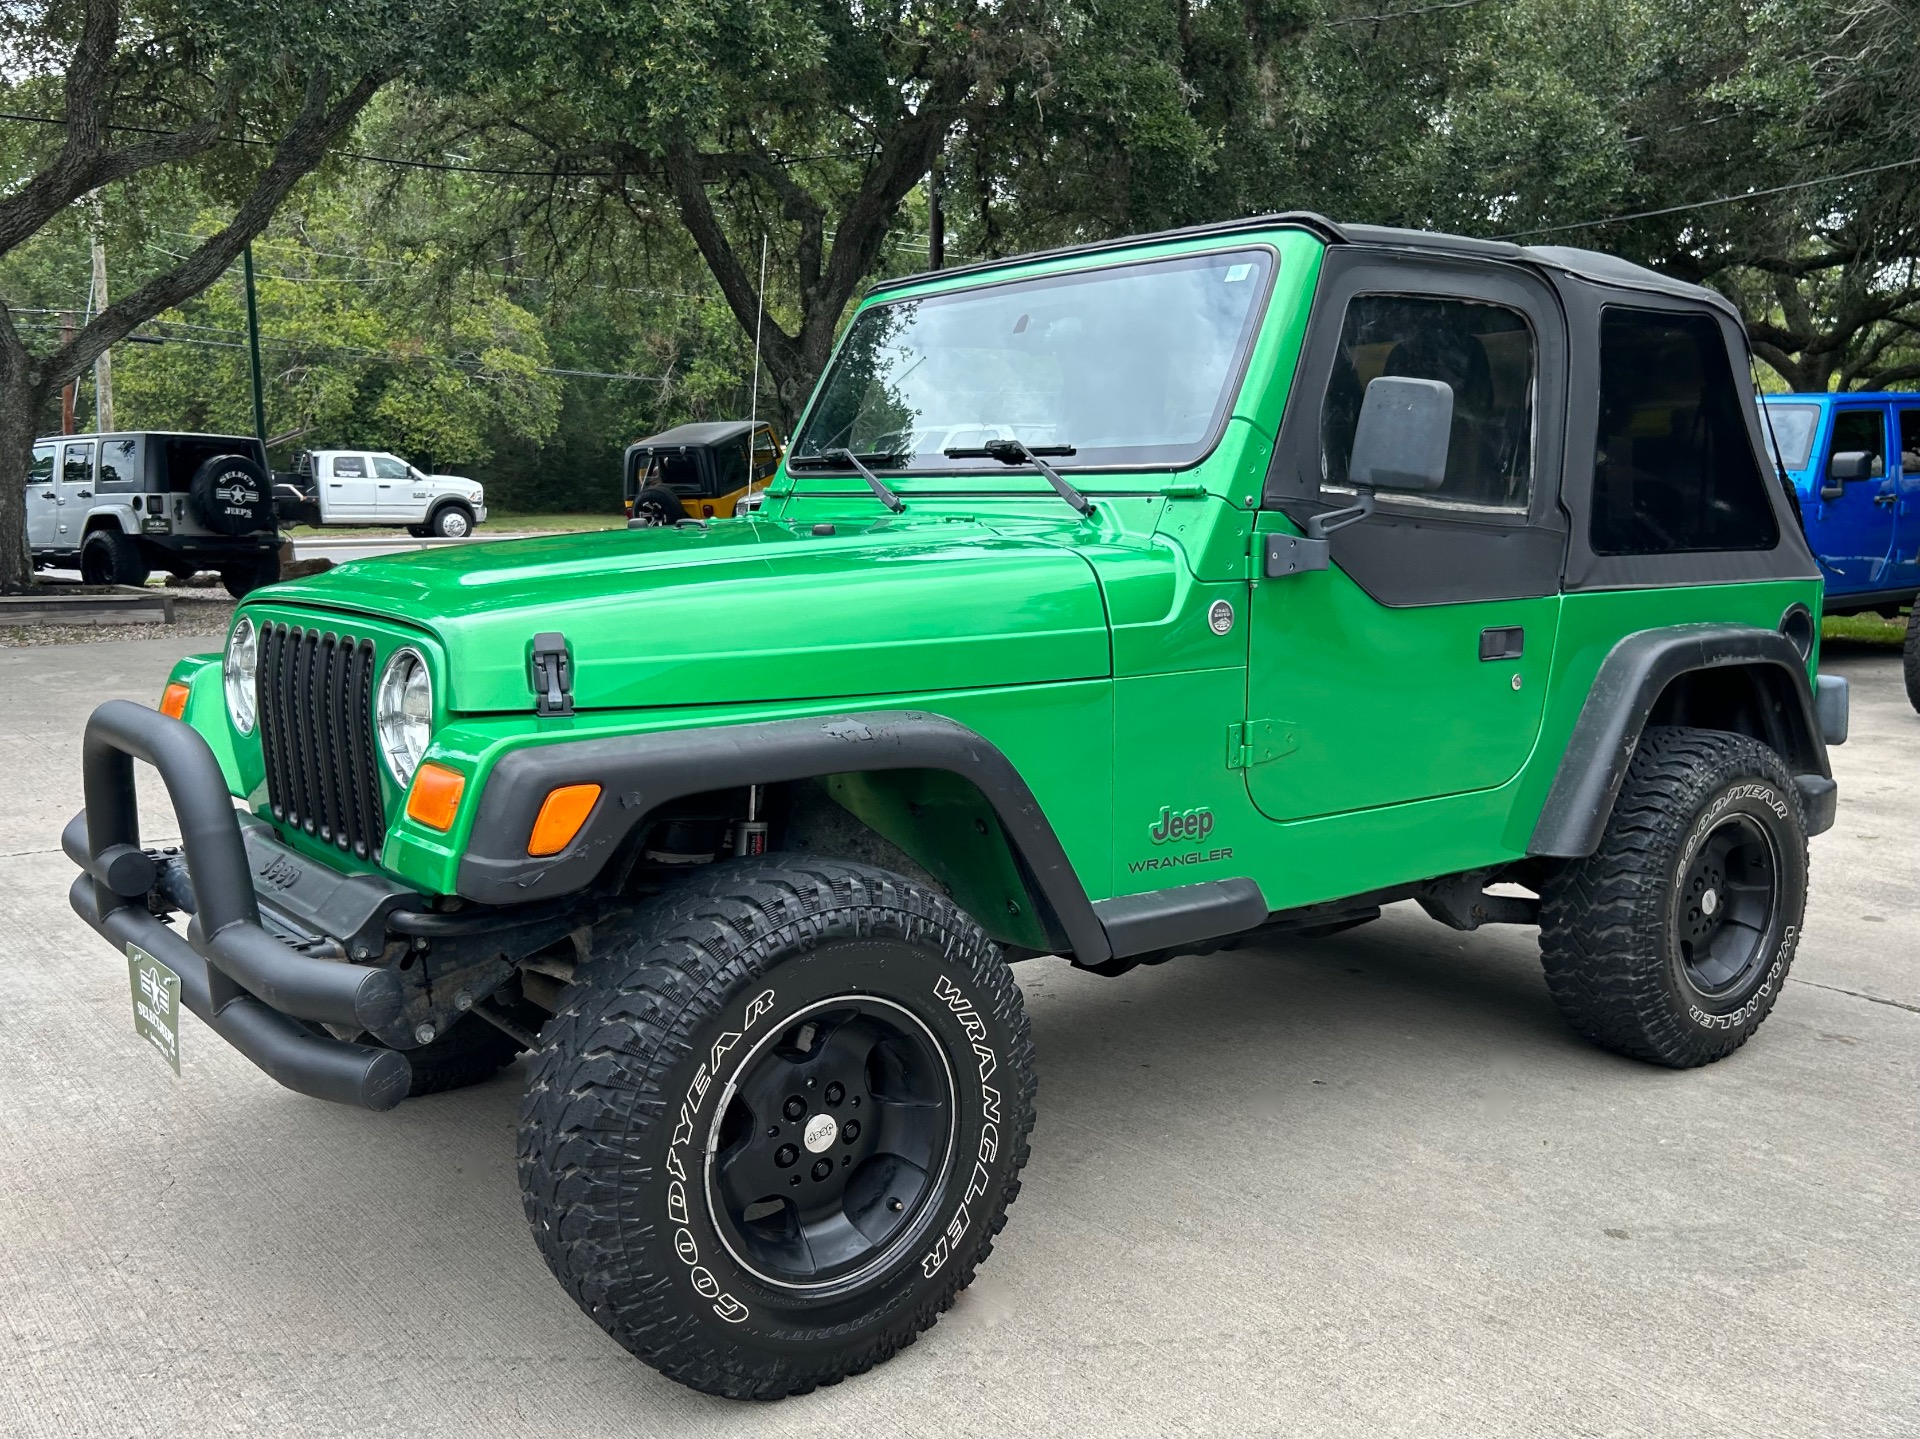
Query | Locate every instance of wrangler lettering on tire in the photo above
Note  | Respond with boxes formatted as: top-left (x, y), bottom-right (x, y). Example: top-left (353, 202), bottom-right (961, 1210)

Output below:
top-left (515, 856), bottom-right (1036, 1400)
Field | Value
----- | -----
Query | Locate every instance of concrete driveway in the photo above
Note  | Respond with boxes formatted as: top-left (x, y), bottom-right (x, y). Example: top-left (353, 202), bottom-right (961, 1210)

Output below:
top-left (1, 638), bottom-right (1912, 1437)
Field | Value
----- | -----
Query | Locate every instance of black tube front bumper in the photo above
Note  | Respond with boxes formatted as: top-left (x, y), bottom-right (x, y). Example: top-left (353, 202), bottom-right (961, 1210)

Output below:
top-left (65, 700), bottom-right (412, 1111)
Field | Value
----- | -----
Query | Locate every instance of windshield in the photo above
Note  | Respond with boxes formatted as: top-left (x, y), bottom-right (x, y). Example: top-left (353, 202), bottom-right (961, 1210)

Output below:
top-left (1762, 402), bottom-right (1820, 471)
top-left (791, 248), bottom-right (1276, 472)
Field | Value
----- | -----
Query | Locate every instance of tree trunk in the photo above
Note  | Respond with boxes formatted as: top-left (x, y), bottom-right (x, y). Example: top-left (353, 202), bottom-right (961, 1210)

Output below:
top-left (0, 370), bottom-right (50, 590)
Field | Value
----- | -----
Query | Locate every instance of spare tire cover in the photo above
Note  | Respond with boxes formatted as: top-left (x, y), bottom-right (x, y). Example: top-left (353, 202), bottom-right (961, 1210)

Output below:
top-left (188, 454), bottom-right (273, 535)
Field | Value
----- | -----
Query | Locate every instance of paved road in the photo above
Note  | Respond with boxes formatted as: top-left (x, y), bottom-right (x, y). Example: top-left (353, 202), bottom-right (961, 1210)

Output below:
top-left (1, 639), bottom-right (1913, 1437)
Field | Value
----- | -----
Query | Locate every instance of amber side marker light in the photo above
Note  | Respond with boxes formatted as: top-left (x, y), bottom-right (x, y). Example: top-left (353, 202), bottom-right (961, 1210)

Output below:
top-left (528, 783), bottom-right (602, 857)
top-left (405, 762), bottom-right (467, 832)
top-left (159, 682), bottom-right (190, 719)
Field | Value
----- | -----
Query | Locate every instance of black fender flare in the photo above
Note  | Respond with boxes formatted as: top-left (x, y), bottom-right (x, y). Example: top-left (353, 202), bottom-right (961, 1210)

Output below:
top-left (1528, 624), bottom-right (1832, 859)
top-left (458, 709), bottom-right (1121, 963)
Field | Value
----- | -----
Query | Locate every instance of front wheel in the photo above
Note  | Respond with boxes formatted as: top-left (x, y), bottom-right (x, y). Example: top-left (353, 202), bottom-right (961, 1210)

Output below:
top-left (429, 503), bottom-right (475, 538)
top-left (517, 856), bottom-right (1036, 1399)
top-left (1539, 726), bottom-right (1809, 1067)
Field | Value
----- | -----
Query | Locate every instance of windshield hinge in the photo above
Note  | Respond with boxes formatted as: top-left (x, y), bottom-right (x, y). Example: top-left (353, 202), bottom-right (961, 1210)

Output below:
top-left (1227, 719), bottom-right (1296, 770)
top-left (530, 631), bottom-right (574, 716)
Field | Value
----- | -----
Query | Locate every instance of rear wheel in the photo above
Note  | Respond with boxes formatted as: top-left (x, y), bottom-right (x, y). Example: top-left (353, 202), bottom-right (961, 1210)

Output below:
top-left (517, 856), bottom-right (1036, 1399)
top-left (1539, 726), bottom-right (1808, 1067)
top-left (1904, 606), bottom-right (1920, 713)
top-left (219, 549), bottom-right (281, 598)
top-left (80, 530), bottom-right (149, 587)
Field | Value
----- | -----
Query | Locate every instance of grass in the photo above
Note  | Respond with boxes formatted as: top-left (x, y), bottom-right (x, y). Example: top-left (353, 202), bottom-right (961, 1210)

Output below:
top-left (282, 511), bottom-right (621, 539)
top-left (1822, 611), bottom-right (1907, 649)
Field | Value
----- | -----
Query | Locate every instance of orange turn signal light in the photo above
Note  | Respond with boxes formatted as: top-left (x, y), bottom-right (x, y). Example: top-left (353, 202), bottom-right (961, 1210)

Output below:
top-left (405, 762), bottom-right (467, 832)
top-left (528, 783), bottom-right (601, 857)
top-left (159, 682), bottom-right (190, 719)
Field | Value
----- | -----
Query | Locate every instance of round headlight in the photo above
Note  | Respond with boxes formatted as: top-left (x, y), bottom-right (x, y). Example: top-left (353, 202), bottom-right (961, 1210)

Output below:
top-left (224, 617), bottom-right (257, 735)
top-left (377, 648), bottom-right (433, 784)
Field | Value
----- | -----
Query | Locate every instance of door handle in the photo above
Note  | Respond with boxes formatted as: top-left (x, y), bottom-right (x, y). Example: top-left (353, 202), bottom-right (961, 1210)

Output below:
top-left (40, 490), bottom-right (55, 499)
top-left (1874, 492), bottom-right (1897, 506)
top-left (1479, 626), bottom-right (1525, 661)
top-left (76, 489), bottom-right (91, 498)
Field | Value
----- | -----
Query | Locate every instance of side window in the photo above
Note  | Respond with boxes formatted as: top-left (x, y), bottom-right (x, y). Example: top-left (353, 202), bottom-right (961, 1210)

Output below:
top-left (1321, 294), bottom-right (1535, 512)
top-left (61, 443), bottom-right (96, 487)
top-left (1829, 409), bottom-right (1887, 478)
top-left (1895, 409), bottom-right (1919, 472)
top-left (29, 444), bottom-right (54, 488)
top-left (751, 426), bottom-right (782, 480)
top-left (333, 455), bottom-right (367, 478)
top-left (99, 438), bottom-right (138, 488)
top-left (371, 454), bottom-right (410, 480)
top-left (1590, 308), bottom-right (1779, 555)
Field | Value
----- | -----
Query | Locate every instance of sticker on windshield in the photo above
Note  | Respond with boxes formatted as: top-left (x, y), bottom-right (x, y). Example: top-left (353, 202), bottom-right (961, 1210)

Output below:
top-left (1225, 263), bottom-right (1253, 282)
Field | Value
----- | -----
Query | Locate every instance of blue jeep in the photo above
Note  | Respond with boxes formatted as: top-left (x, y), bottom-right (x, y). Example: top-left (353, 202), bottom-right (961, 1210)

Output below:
top-left (1762, 392), bottom-right (1920, 614)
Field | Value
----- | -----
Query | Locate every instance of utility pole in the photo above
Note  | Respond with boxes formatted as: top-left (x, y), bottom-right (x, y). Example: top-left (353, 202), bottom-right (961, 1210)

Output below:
top-left (60, 312), bottom-right (77, 434)
top-left (242, 243), bottom-right (268, 449)
top-left (90, 235), bottom-right (114, 432)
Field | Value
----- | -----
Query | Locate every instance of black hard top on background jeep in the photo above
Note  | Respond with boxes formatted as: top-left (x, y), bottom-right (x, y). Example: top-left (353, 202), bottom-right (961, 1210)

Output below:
top-left (28, 430), bottom-right (281, 597)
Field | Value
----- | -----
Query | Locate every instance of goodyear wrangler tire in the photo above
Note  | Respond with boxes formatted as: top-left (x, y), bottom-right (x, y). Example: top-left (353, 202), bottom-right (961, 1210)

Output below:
top-left (516, 856), bottom-right (1036, 1400)
top-left (1539, 726), bottom-right (1809, 1068)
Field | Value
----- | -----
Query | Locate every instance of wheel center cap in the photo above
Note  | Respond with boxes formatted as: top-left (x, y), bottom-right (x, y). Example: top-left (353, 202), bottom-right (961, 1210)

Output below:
top-left (802, 1113), bottom-right (837, 1154)
top-left (1701, 888), bottom-right (1719, 917)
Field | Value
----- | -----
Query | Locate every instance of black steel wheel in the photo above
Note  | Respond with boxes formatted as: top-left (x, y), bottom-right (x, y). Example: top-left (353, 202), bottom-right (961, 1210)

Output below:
top-left (517, 856), bottom-right (1035, 1400)
top-left (707, 996), bottom-right (956, 1291)
top-left (1540, 726), bottom-right (1809, 1067)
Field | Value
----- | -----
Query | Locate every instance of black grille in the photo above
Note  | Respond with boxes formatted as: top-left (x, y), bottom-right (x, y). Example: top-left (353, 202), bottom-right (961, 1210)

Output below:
top-left (256, 623), bottom-right (386, 859)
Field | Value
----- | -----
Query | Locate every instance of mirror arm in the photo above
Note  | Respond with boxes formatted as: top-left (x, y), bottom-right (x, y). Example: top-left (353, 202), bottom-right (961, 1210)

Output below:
top-left (1305, 488), bottom-right (1376, 540)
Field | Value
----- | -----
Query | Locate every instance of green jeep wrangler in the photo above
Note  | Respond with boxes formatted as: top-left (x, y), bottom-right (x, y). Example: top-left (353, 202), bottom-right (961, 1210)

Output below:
top-left (67, 213), bottom-right (1849, 1400)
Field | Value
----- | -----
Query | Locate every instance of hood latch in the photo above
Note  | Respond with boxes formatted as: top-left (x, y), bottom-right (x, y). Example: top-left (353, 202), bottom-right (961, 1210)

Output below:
top-left (530, 632), bottom-right (574, 716)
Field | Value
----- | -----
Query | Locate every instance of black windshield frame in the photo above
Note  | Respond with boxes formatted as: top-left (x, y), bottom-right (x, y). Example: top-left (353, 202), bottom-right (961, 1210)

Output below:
top-left (790, 246), bottom-right (1280, 475)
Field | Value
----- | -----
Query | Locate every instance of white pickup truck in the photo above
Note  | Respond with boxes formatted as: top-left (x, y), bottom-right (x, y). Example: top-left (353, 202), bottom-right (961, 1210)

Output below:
top-left (272, 449), bottom-right (488, 537)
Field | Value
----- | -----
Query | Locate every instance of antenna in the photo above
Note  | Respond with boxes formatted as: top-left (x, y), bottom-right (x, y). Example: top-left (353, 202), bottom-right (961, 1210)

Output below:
top-left (744, 234), bottom-right (769, 506)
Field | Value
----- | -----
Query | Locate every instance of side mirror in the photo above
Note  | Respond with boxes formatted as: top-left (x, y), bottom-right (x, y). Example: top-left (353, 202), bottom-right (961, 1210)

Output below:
top-left (1265, 376), bottom-right (1457, 579)
top-left (1828, 450), bottom-right (1881, 482)
top-left (1349, 375), bottom-right (1454, 492)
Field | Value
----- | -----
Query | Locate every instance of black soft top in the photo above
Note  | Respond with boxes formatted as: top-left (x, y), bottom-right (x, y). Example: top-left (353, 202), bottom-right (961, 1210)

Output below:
top-left (868, 212), bottom-right (1732, 317)
top-left (628, 421), bottom-right (760, 452)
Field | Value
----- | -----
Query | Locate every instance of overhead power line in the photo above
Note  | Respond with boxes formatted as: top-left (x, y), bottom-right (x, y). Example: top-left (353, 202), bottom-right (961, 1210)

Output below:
top-left (1492, 155), bottom-right (1920, 240)
top-left (0, 109), bottom-right (857, 178)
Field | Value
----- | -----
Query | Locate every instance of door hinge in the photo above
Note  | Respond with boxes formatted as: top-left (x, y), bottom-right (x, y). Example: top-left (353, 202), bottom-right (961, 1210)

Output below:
top-left (1228, 719), bottom-right (1297, 769)
top-left (530, 631), bottom-right (574, 716)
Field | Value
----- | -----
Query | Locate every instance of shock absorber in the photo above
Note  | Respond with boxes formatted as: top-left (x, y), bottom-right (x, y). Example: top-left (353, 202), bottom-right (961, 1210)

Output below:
top-left (732, 784), bottom-right (768, 858)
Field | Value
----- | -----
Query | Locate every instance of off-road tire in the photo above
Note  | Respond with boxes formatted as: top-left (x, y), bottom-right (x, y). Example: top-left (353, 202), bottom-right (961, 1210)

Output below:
top-left (220, 549), bottom-right (281, 599)
top-left (1539, 726), bottom-right (1808, 1067)
top-left (1903, 606), bottom-right (1920, 713)
top-left (80, 529), bottom-right (149, 587)
top-left (517, 855), bottom-right (1036, 1400)
top-left (429, 502), bottom-right (475, 538)
top-left (384, 1013), bottom-right (526, 1097)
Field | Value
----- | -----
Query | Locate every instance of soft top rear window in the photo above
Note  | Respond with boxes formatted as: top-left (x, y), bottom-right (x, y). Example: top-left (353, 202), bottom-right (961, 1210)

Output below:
top-left (161, 436), bottom-right (264, 492)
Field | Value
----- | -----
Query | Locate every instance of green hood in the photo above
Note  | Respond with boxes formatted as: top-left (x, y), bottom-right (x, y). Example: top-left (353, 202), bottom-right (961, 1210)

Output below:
top-left (256, 520), bottom-right (1112, 713)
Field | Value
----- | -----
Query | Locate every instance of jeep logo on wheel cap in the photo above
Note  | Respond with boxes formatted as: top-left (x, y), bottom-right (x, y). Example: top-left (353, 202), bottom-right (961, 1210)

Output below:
top-left (214, 478), bottom-right (259, 506)
top-left (802, 1113), bottom-right (837, 1153)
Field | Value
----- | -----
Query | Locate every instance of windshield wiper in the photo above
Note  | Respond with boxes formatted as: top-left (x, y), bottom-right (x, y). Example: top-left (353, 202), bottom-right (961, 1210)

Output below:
top-left (944, 439), bottom-right (1093, 517)
top-left (796, 448), bottom-right (905, 512)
